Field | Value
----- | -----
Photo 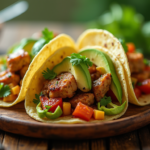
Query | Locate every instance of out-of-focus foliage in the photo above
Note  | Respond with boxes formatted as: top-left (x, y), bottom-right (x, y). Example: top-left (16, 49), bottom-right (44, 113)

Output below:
top-left (88, 4), bottom-right (150, 56)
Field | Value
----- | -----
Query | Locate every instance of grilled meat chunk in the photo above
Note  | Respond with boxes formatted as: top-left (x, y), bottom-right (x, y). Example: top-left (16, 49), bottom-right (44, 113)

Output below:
top-left (91, 71), bottom-right (101, 82)
top-left (41, 80), bottom-right (49, 97)
top-left (132, 71), bottom-right (150, 82)
top-left (48, 73), bottom-right (77, 98)
top-left (70, 93), bottom-right (94, 108)
top-left (7, 49), bottom-right (30, 72)
top-left (93, 73), bottom-right (111, 102)
top-left (0, 71), bottom-right (20, 84)
top-left (88, 64), bottom-right (96, 74)
top-left (127, 53), bottom-right (144, 73)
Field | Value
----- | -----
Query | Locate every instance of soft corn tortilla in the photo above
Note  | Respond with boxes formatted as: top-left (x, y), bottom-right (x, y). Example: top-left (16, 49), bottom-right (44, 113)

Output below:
top-left (25, 43), bottom-right (128, 123)
top-left (77, 29), bottom-right (150, 106)
top-left (0, 34), bottom-right (76, 107)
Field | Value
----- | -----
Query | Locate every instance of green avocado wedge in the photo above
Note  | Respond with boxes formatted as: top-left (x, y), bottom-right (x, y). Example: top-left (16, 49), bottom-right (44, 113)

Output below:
top-left (79, 49), bottom-right (122, 104)
top-left (52, 57), bottom-right (92, 92)
top-left (8, 38), bottom-right (37, 54)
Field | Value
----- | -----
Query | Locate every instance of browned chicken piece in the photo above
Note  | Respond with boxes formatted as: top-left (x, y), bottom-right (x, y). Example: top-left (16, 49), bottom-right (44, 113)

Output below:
top-left (88, 64), bottom-right (96, 74)
top-left (93, 73), bottom-right (111, 102)
top-left (0, 71), bottom-right (20, 84)
top-left (132, 71), bottom-right (150, 82)
top-left (7, 49), bottom-right (30, 72)
top-left (91, 70), bottom-right (101, 82)
top-left (47, 73), bottom-right (77, 98)
top-left (127, 53), bottom-right (145, 73)
top-left (20, 65), bottom-right (29, 78)
top-left (41, 80), bottom-right (49, 97)
top-left (70, 93), bottom-right (94, 108)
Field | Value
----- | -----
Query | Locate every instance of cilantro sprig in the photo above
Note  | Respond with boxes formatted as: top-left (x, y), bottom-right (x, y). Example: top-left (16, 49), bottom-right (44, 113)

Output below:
top-left (100, 96), bottom-right (112, 106)
top-left (42, 68), bottom-right (57, 80)
top-left (33, 92), bottom-right (43, 104)
top-left (0, 83), bottom-right (11, 98)
top-left (119, 39), bottom-right (128, 53)
top-left (31, 28), bottom-right (54, 56)
top-left (70, 53), bottom-right (93, 67)
top-left (42, 28), bottom-right (54, 43)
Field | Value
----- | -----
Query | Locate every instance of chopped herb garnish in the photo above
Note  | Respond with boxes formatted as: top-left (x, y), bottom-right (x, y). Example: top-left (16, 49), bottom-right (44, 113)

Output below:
top-left (70, 53), bottom-right (93, 67)
top-left (119, 39), bottom-right (128, 53)
top-left (61, 77), bottom-right (63, 79)
top-left (42, 28), bottom-right (54, 43)
top-left (31, 28), bottom-right (54, 56)
top-left (137, 82), bottom-right (142, 86)
top-left (56, 81), bottom-right (58, 85)
top-left (100, 96), bottom-right (112, 106)
top-left (0, 83), bottom-right (11, 98)
top-left (143, 59), bottom-right (150, 66)
top-left (42, 68), bottom-right (57, 80)
top-left (33, 92), bottom-right (43, 104)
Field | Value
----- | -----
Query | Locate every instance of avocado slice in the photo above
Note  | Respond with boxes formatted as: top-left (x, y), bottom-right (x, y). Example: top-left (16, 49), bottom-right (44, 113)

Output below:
top-left (8, 38), bottom-right (37, 54)
top-left (52, 57), bottom-right (92, 92)
top-left (79, 49), bottom-right (122, 104)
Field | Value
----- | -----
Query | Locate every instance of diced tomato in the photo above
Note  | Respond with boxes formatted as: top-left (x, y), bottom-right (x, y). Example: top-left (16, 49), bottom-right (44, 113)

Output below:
top-left (134, 87), bottom-right (141, 99)
top-left (106, 89), bottom-right (118, 101)
top-left (126, 43), bottom-right (135, 53)
top-left (72, 102), bottom-right (93, 121)
top-left (138, 79), bottom-right (150, 94)
top-left (144, 66), bottom-right (150, 71)
top-left (40, 96), bottom-right (63, 112)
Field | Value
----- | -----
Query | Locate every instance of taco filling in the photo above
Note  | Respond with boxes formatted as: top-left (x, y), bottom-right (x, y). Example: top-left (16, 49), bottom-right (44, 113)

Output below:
top-left (126, 43), bottom-right (150, 99)
top-left (0, 49), bottom-right (30, 102)
top-left (34, 49), bottom-right (126, 121)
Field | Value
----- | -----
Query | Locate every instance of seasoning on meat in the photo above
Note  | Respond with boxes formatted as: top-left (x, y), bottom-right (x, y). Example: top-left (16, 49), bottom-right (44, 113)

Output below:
top-left (88, 64), bottom-right (96, 74)
top-left (127, 53), bottom-right (145, 73)
top-left (48, 73), bottom-right (77, 98)
top-left (93, 73), bottom-right (111, 102)
top-left (7, 49), bottom-right (30, 72)
top-left (91, 71), bottom-right (101, 82)
top-left (70, 93), bottom-right (94, 108)
top-left (0, 71), bottom-right (20, 84)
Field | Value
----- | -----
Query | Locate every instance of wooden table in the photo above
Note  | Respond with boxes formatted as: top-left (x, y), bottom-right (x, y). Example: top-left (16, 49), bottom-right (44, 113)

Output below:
top-left (0, 21), bottom-right (150, 150)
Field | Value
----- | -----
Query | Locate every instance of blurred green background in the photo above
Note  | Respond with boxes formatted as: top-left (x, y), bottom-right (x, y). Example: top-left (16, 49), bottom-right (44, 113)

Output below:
top-left (1, 0), bottom-right (150, 22)
top-left (1, 0), bottom-right (150, 55)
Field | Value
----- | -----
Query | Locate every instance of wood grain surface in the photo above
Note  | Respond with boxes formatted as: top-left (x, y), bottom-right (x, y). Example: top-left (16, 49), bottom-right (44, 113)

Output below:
top-left (0, 101), bottom-right (150, 140)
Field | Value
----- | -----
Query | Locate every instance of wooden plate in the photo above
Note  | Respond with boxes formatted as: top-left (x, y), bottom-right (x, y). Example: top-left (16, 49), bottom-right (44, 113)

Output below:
top-left (0, 101), bottom-right (150, 139)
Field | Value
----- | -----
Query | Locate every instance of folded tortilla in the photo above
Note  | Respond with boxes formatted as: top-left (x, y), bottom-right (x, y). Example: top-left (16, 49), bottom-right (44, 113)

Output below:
top-left (0, 34), bottom-right (76, 107)
top-left (77, 29), bottom-right (150, 106)
top-left (25, 34), bottom-right (128, 123)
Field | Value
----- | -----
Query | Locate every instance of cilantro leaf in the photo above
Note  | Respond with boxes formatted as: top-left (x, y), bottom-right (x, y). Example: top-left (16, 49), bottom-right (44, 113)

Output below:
top-left (42, 28), bottom-right (54, 43)
top-left (100, 96), bottom-right (112, 106)
top-left (31, 28), bottom-right (54, 56)
top-left (70, 53), bottom-right (93, 67)
top-left (42, 68), bottom-right (57, 80)
top-left (143, 59), bottom-right (150, 66)
top-left (0, 83), bottom-right (11, 98)
top-left (33, 92), bottom-right (43, 104)
top-left (119, 39), bottom-right (128, 53)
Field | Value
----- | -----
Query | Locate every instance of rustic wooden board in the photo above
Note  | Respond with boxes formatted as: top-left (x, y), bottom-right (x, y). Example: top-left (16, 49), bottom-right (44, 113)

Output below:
top-left (0, 102), bottom-right (150, 139)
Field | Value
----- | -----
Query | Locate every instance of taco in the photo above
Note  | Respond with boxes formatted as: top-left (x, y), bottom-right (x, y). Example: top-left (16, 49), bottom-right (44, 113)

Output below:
top-left (77, 29), bottom-right (150, 106)
top-left (0, 34), bottom-right (75, 107)
top-left (25, 34), bottom-right (128, 123)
